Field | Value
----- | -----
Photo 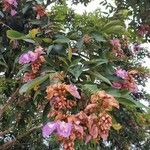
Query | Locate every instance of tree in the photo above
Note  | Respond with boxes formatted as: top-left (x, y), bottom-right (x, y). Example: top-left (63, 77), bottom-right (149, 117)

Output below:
top-left (0, 0), bottom-right (149, 150)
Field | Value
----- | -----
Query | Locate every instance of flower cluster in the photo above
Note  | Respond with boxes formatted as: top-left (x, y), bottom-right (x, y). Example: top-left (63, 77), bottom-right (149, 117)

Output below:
top-left (137, 24), bottom-right (150, 37)
top-left (43, 85), bottom-right (119, 150)
top-left (42, 121), bottom-right (72, 138)
top-left (3, 0), bottom-right (17, 16)
top-left (113, 68), bottom-right (138, 93)
top-left (110, 39), bottom-right (125, 59)
top-left (33, 5), bottom-right (47, 19)
top-left (19, 46), bottom-right (45, 82)
top-left (46, 83), bottom-right (80, 110)
top-left (115, 68), bottom-right (128, 79)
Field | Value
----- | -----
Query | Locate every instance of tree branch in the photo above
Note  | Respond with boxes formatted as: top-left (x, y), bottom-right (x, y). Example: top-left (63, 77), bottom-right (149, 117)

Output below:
top-left (0, 125), bottom-right (42, 150)
top-left (0, 88), bottom-right (19, 119)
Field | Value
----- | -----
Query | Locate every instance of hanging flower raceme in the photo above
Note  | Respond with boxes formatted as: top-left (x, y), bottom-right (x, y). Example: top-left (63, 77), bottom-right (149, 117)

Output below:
top-left (113, 68), bottom-right (138, 93)
top-left (89, 91), bottom-right (119, 111)
top-left (137, 24), bottom-right (150, 37)
top-left (115, 68), bottom-right (128, 79)
top-left (46, 83), bottom-right (80, 110)
top-left (19, 46), bottom-right (44, 64)
top-left (110, 38), bottom-right (125, 59)
top-left (33, 5), bottom-right (47, 19)
top-left (43, 87), bottom-right (119, 150)
top-left (19, 46), bottom-right (45, 82)
top-left (3, 0), bottom-right (17, 16)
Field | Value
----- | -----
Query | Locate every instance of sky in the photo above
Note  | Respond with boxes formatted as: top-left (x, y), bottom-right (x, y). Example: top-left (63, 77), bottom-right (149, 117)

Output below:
top-left (67, 0), bottom-right (116, 14)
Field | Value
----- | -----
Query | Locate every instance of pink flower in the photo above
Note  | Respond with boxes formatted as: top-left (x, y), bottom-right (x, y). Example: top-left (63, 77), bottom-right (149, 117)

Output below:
top-left (100, 130), bottom-right (109, 140)
top-left (19, 49), bottom-right (42, 64)
top-left (138, 25), bottom-right (149, 37)
top-left (35, 46), bottom-right (44, 55)
top-left (65, 84), bottom-right (81, 99)
top-left (3, 0), bottom-right (18, 16)
top-left (115, 68), bottom-right (128, 79)
top-left (23, 72), bottom-right (35, 82)
top-left (57, 121), bottom-right (72, 138)
top-left (42, 122), bottom-right (57, 138)
top-left (6, 0), bottom-right (17, 7)
top-left (110, 39), bottom-right (121, 48)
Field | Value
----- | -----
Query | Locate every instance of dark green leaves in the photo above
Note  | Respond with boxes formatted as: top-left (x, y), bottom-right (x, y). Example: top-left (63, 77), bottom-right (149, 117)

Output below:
top-left (19, 74), bottom-right (49, 95)
top-left (7, 30), bottom-right (25, 40)
top-left (107, 89), bottom-right (149, 109)
top-left (90, 71), bottom-right (112, 85)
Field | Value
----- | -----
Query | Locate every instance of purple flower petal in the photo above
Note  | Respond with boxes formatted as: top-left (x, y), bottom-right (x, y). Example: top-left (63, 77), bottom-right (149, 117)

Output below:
top-left (27, 51), bottom-right (38, 62)
top-left (42, 122), bottom-right (57, 138)
top-left (115, 68), bottom-right (128, 79)
top-left (19, 53), bottom-right (30, 64)
top-left (57, 121), bottom-right (72, 138)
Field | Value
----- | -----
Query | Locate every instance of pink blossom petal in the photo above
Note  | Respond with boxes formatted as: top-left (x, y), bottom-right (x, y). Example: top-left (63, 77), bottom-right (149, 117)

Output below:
top-left (42, 122), bottom-right (57, 138)
top-left (110, 39), bottom-right (121, 48)
top-left (115, 68), bottom-right (128, 79)
top-left (19, 53), bottom-right (30, 64)
top-left (27, 51), bottom-right (38, 62)
top-left (85, 135), bottom-right (92, 143)
top-left (10, 9), bottom-right (17, 16)
top-left (112, 81), bottom-right (122, 89)
top-left (100, 130), bottom-right (109, 140)
top-left (65, 84), bottom-right (81, 99)
top-left (57, 121), bottom-right (72, 138)
top-left (35, 46), bottom-right (44, 55)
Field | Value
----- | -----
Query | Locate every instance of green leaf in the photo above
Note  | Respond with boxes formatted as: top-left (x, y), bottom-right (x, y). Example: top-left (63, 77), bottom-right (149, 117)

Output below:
top-left (102, 20), bottom-right (122, 30)
top-left (68, 47), bottom-right (72, 61)
top-left (47, 45), bottom-right (54, 55)
top-left (23, 39), bottom-right (35, 43)
top-left (90, 71), bottom-right (112, 85)
top-left (42, 38), bottom-right (52, 43)
top-left (91, 33), bottom-right (106, 42)
top-left (84, 58), bottom-right (108, 65)
top-left (108, 89), bottom-right (149, 109)
top-left (82, 84), bottom-right (98, 93)
top-left (0, 60), bottom-right (8, 68)
top-left (69, 65), bottom-right (84, 80)
top-left (116, 97), bottom-right (137, 107)
top-left (16, 64), bottom-right (30, 77)
top-left (42, 102), bottom-right (51, 123)
top-left (104, 25), bottom-right (126, 34)
top-left (7, 30), bottom-right (25, 40)
top-left (19, 74), bottom-right (49, 95)
top-left (54, 36), bottom-right (70, 44)
top-left (22, 4), bottom-right (30, 14)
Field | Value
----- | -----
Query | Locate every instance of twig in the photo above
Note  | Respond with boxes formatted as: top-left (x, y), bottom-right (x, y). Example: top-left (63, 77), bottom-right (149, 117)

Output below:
top-left (0, 21), bottom-right (12, 29)
top-left (0, 125), bottom-right (42, 150)
top-left (0, 128), bottom-right (12, 137)
top-left (0, 88), bottom-right (19, 119)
